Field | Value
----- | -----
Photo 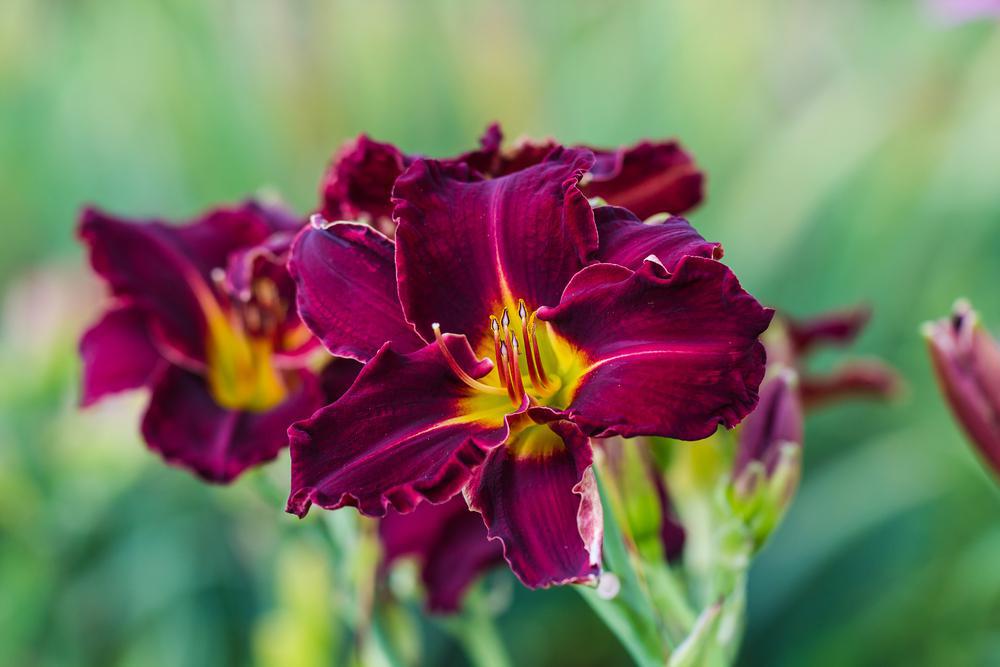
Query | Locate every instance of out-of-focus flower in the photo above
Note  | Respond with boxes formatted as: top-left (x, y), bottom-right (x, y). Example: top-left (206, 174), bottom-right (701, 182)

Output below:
top-left (287, 145), bottom-right (772, 589)
top-left (926, 0), bottom-right (1000, 25)
top-left (78, 201), bottom-right (329, 482)
top-left (319, 123), bottom-right (704, 232)
top-left (777, 306), bottom-right (902, 410)
top-left (379, 495), bottom-right (505, 613)
top-left (726, 305), bottom-right (901, 548)
top-left (924, 300), bottom-right (1000, 477)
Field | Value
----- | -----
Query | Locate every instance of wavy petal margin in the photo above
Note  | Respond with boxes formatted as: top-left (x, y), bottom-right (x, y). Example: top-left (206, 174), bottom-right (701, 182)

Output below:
top-left (540, 259), bottom-right (773, 440)
top-left (593, 205), bottom-right (722, 271)
top-left (466, 421), bottom-right (602, 589)
top-left (393, 148), bottom-right (597, 347)
top-left (287, 336), bottom-right (516, 517)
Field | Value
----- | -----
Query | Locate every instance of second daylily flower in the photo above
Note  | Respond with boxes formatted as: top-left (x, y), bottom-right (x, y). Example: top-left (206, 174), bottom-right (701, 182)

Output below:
top-left (79, 201), bottom-right (325, 482)
top-left (287, 145), bottom-right (772, 589)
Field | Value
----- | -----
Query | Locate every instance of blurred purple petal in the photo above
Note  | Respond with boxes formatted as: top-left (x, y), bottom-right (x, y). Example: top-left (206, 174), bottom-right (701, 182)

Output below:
top-left (141, 366), bottom-right (322, 484)
top-left (785, 306), bottom-right (871, 356)
top-left (321, 135), bottom-right (410, 224)
top-left (79, 304), bottom-right (163, 406)
top-left (734, 369), bottom-right (804, 480)
top-left (584, 139), bottom-right (704, 218)
top-left (799, 359), bottom-right (902, 410)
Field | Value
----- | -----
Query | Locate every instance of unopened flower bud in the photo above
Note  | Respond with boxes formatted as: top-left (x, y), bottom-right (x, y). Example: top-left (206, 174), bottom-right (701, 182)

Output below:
top-left (923, 300), bottom-right (1000, 477)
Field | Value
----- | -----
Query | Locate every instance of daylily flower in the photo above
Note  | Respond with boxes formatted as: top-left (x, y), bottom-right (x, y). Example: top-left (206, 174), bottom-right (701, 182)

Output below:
top-left (288, 145), bottom-right (772, 588)
top-left (79, 201), bottom-right (326, 482)
top-left (319, 123), bottom-right (704, 232)
top-left (379, 495), bottom-right (505, 613)
top-left (924, 300), bottom-right (1000, 477)
top-left (774, 306), bottom-right (902, 410)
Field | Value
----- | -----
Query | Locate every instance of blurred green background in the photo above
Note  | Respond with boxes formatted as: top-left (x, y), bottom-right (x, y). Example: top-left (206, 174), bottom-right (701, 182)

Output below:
top-left (2, 0), bottom-right (999, 665)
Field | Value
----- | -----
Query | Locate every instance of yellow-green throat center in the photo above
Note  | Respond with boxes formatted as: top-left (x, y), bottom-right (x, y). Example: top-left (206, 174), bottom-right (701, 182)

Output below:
top-left (202, 276), bottom-right (288, 412)
top-left (437, 298), bottom-right (588, 416)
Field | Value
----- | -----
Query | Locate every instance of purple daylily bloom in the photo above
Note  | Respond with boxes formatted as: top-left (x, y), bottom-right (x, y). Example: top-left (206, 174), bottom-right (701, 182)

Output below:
top-left (319, 123), bottom-right (705, 231)
top-left (79, 201), bottom-right (328, 483)
top-left (288, 144), bottom-right (772, 589)
top-left (924, 300), bottom-right (1000, 477)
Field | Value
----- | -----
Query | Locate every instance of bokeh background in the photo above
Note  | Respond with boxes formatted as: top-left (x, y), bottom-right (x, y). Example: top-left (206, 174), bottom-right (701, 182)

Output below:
top-left (2, 1), bottom-right (999, 665)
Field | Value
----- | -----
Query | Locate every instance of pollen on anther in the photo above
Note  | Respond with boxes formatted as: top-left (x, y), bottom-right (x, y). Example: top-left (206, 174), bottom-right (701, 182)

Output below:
top-left (501, 308), bottom-right (510, 330)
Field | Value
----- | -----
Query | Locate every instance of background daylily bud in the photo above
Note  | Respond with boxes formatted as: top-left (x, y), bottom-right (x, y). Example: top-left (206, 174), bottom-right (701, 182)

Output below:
top-left (924, 300), bottom-right (1000, 477)
top-left (730, 367), bottom-right (804, 549)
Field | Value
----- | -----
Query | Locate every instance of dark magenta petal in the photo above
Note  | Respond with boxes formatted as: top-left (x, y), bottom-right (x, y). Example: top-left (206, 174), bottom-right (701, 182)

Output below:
top-left (394, 147), bottom-right (597, 347)
top-left (287, 336), bottom-right (514, 517)
top-left (584, 140), bottom-right (704, 219)
top-left (734, 370), bottom-right (804, 479)
top-left (800, 360), bottom-right (903, 410)
top-left (318, 356), bottom-right (364, 403)
top-left (289, 221), bottom-right (423, 362)
top-left (380, 495), bottom-right (504, 613)
top-left (320, 135), bottom-right (410, 224)
top-left (925, 301), bottom-right (1000, 475)
top-left (79, 304), bottom-right (164, 406)
top-left (540, 259), bottom-right (773, 440)
top-left (785, 306), bottom-right (871, 356)
top-left (141, 366), bottom-right (322, 483)
top-left (593, 205), bottom-right (722, 271)
top-left (79, 203), bottom-right (280, 364)
top-left (466, 421), bottom-right (602, 589)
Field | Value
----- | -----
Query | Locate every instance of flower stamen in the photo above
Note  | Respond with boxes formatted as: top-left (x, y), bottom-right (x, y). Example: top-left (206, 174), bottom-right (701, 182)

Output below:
top-left (490, 315), bottom-right (508, 388)
top-left (499, 341), bottom-right (520, 406)
top-left (509, 335), bottom-right (527, 404)
top-left (432, 323), bottom-right (506, 396)
top-left (518, 299), bottom-right (546, 391)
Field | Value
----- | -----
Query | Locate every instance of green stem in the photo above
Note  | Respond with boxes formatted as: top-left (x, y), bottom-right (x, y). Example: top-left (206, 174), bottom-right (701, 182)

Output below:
top-left (442, 599), bottom-right (514, 667)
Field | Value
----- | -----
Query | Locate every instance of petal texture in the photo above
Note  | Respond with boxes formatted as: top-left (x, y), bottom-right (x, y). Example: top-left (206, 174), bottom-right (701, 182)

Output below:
top-left (289, 221), bottom-right (423, 361)
top-left (466, 421), bottom-right (602, 589)
top-left (540, 259), bottom-right (773, 440)
top-left (393, 148), bottom-right (597, 347)
top-left (287, 336), bottom-right (513, 517)
top-left (593, 205), bottom-right (722, 271)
